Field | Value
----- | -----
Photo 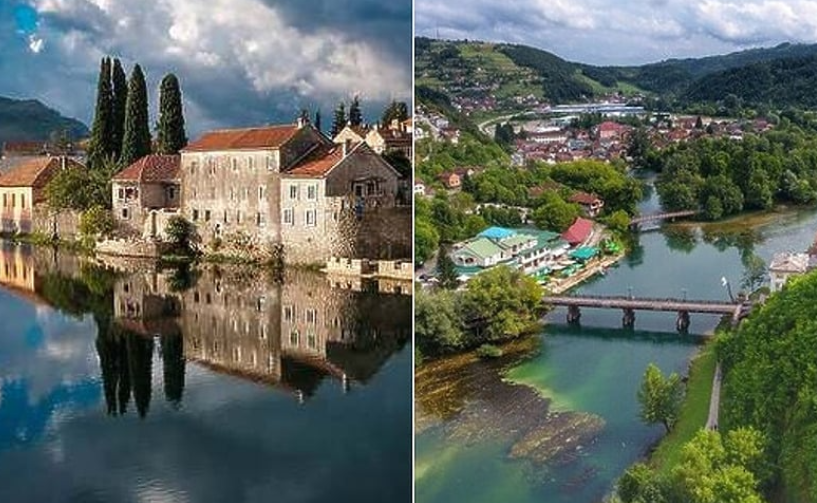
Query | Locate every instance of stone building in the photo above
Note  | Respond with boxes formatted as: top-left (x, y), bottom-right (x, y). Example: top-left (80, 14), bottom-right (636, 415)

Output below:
top-left (365, 121), bottom-right (412, 158)
top-left (0, 156), bottom-right (83, 234)
top-left (180, 121), bottom-right (329, 255)
top-left (111, 154), bottom-right (181, 239)
top-left (180, 120), bottom-right (405, 264)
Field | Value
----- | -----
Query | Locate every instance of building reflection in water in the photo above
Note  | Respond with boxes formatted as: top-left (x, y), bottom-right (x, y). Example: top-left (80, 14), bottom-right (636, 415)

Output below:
top-left (0, 243), bottom-right (411, 418)
top-left (106, 263), bottom-right (411, 414)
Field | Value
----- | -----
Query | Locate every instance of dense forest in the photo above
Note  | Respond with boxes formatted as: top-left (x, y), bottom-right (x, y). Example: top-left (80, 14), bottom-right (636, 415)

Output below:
top-left (718, 271), bottom-right (817, 502)
top-left (654, 127), bottom-right (817, 219)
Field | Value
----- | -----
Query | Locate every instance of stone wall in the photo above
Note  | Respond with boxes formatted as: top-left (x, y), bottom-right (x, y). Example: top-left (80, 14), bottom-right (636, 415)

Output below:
top-left (31, 206), bottom-right (80, 239)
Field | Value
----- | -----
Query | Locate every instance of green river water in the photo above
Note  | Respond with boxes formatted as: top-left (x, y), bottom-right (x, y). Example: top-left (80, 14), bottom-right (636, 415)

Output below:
top-left (416, 187), bottom-right (817, 503)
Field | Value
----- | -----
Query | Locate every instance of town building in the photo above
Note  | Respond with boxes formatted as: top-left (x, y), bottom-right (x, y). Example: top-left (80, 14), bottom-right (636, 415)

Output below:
top-left (768, 252), bottom-right (809, 292)
top-left (178, 120), bottom-right (405, 264)
top-left (568, 192), bottom-right (605, 217)
top-left (111, 154), bottom-right (180, 239)
top-left (0, 156), bottom-right (83, 234)
top-left (561, 217), bottom-right (594, 246)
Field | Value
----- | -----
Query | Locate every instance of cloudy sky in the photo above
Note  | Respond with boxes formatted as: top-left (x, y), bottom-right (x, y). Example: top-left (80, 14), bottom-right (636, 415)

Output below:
top-left (1, 0), bottom-right (411, 136)
top-left (416, 0), bottom-right (817, 66)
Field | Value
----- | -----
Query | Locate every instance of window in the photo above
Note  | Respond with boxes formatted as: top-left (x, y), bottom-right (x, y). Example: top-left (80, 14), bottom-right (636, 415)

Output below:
top-left (307, 184), bottom-right (317, 199)
top-left (306, 309), bottom-right (317, 324)
top-left (256, 212), bottom-right (265, 227)
top-left (117, 188), bottom-right (125, 200)
top-left (207, 157), bottom-right (215, 174)
top-left (283, 208), bottom-right (294, 225)
top-left (266, 156), bottom-right (275, 171)
top-left (259, 186), bottom-right (266, 200)
top-left (11, 194), bottom-right (15, 206)
top-left (205, 210), bottom-right (211, 222)
top-left (236, 210), bottom-right (242, 224)
top-left (242, 188), bottom-right (249, 200)
top-left (367, 181), bottom-right (376, 196)
top-left (20, 194), bottom-right (25, 209)
top-left (2, 194), bottom-right (5, 207)
top-left (121, 208), bottom-right (129, 219)
top-left (229, 188), bottom-right (235, 201)
top-left (284, 305), bottom-right (294, 322)
top-left (305, 209), bottom-right (316, 226)
top-left (248, 157), bottom-right (255, 170)
top-left (192, 209), bottom-right (199, 221)
top-left (232, 158), bottom-right (238, 172)
top-left (290, 329), bottom-right (299, 346)
top-left (354, 184), bottom-right (363, 197)
top-left (289, 184), bottom-right (298, 200)
top-left (223, 210), bottom-right (229, 223)
top-left (307, 330), bottom-right (316, 349)
top-left (167, 187), bottom-right (176, 200)
top-left (189, 161), bottom-right (197, 175)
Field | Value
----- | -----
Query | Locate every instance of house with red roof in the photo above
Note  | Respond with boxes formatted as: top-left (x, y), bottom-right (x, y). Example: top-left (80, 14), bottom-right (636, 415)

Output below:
top-left (561, 217), bottom-right (594, 246)
top-left (568, 192), bottom-right (605, 217)
top-left (0, 156), bottom-right (84, 234)
top-left (178, 118), bottom-right (403, 263)
top-left (111, 154), bottom-right (181, 238)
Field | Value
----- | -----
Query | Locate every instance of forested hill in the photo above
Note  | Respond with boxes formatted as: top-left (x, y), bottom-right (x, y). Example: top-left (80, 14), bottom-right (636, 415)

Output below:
top-left (682, 54), bottom-right (817, 108)
top-left (0, 96), bottom-right (88, 146)
top-left (416, 37), bottom-right (817, 108)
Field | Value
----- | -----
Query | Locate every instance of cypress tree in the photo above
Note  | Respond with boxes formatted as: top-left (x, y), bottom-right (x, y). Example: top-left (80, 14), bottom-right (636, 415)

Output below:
top-left (156, 73), bottom-right (187, 154)
top-left (331, 102), bottom-right (347, 138)
top-left (314, 109), bottom-right (322, 134)
top-left (87, 57), bottom-right (114, 170)
top-left (349, 95), bottom-right (363, 127)
top-left (111, 58), bottom-right (128, 160)
top-left (121, 64), bottom-right (152, 167)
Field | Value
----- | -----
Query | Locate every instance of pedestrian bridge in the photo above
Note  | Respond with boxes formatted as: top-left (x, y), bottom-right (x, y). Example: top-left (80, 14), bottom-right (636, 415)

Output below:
top-left (542, 294), bottom-right (745, 331)
top-left (629, 210), bottom-right (700, 229)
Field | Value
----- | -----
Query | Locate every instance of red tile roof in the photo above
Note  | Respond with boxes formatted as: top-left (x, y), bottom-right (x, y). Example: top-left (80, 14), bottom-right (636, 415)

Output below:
top-left (112, 154), bottom-right (180, 183)
top-left (286, 145), bottom-right (344, 177)
top-left (561, 217), bottom-right (594, 245)
top-left (183, 125), bottom-right (300, 152)
top-left (568, 192), bottom-right (601, 205)
top-left (0, 157), bottom-right (81, 188)
top-left (2, 141), bottom-right (48, 155)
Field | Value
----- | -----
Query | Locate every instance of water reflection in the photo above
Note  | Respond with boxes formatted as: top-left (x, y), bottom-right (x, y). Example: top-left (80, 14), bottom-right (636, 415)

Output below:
top-left (1, 242), bottom-right (411, 419)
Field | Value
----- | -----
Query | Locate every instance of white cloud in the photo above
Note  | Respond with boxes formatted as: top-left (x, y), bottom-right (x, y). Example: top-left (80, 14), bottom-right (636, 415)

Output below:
top-left (26, 0), bottom-right (409, 129)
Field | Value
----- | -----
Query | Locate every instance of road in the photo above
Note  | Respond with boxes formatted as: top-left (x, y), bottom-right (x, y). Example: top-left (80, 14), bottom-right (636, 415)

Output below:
top-left (477, 113), bottom-right (517, 136)
top-left (706, 363), bottom-right (722, 430)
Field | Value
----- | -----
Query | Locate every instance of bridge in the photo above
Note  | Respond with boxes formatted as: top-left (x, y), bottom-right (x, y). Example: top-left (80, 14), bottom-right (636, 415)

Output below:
top-left (542, 294), bottom-right (745, 331)
top-left (629, 210), bottom-right (700, 229)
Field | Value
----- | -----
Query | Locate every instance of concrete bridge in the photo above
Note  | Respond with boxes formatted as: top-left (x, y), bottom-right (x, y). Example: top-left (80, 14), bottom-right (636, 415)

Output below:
top-left (542, 294), bottom-right (745, 331)
top-left (629, 210), bottom-right (700, 229)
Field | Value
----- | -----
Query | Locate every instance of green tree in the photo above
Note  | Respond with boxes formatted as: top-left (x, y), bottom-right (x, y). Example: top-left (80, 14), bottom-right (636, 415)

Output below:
top-left (348, 96), bottom-right (363, 127)
top-left (79, 205), bottom-right (115, 240)
top-left (155, 73), bottom-right (187, 154)
top-left (120, 64), bottom-right (152, 168)
top-left (164, 215), bottom-right (195, 254)
top-left (532, 198), bottom-right (579, 232)
top-left (437, 245), bottom-right (459, 289)
top-left (462, 266), bottom-right (543, 341)
top-left (381, 100), bottom-right (409, 126)
top-left (330, 102), bottom-right (347, 138)
top-left (603, 209), bottom-right (631, 234)
top-left (740, 253), bottom-right (766, 292)
top-left (671, 429), bottom-right (765, 503)
top-left (618, 463), bottom-right (668, 503)
top-left (46, 164), bottom-right (113, 211)
top-left (415, 217), bottom-right (439, 265)
top-left (637, 363), bottom-right (683, 433)
top-left (314, 109), bottom-right (322, 134)
top-left (111, 58), bottom-right (128, 160)
top-left (415, 289), bottom-right (465, 355)
top-left (87, 57), bottom-right (114, 170)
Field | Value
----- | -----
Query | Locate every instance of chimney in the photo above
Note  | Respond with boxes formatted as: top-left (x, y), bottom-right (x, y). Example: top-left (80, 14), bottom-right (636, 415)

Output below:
top-left (297, 116), bottom-right (305, 129)
top-left (61, 155), bottom-right (66, 171)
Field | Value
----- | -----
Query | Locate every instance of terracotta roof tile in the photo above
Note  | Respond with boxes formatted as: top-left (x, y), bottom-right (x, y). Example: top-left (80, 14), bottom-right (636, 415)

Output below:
top-left (568, 192), bottom-right (601, 205)
top-left (0, 157), bottom-right (81, 188)
top-left (112, 154), bottom-right (180, 183)
top-left (561, 217), bottom-right (594, 245)
top-left (183, 124), bottom-right (300, 152)
top-left (286, 145), bottom-right (344, 177)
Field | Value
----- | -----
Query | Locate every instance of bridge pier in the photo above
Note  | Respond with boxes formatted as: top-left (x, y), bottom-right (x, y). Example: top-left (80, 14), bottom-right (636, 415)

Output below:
top-left (567, 305), bottom-right (581, 324)
top-left (676, 310), bottom-right (690, 332)
top-left (622, 308), bottom-right (635, 328)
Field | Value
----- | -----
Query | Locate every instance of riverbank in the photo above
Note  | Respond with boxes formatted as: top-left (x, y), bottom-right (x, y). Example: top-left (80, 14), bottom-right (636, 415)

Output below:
top-left (648, 337), bottom-right (719, 477)
top-left (547, 251), bottom-right (624, 294)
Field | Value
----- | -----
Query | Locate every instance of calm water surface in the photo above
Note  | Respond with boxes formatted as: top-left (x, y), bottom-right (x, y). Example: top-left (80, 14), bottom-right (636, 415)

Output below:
top-left (0, 244), bottom-right (412, 503)
top-left (416, 185), bottom-right (817, 503)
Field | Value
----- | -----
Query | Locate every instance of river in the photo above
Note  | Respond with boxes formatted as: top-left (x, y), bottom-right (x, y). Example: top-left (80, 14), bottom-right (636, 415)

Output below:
top-left (415, 183), bottom-right (817, 503)
top-left (0, 244), bottom-right (412, 503)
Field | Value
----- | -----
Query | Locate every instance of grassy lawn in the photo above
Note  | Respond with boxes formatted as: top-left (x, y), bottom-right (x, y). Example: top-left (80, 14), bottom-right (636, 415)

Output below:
top-left (650, 338), bottom-right (719, 477)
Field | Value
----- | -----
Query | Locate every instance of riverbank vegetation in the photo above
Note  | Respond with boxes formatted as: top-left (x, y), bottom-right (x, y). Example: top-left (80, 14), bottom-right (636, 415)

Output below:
top-left (717, 270), bottom-right (817, 502)
top-left (654, 127), bottom-right (817, 219)
top-left (415, 265), bottom-right (543, 362)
